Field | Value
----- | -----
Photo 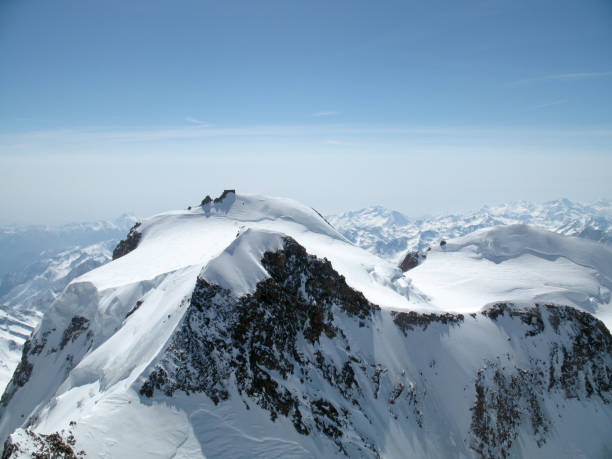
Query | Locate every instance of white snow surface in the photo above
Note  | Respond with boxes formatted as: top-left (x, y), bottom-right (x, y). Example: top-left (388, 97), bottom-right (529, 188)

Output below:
top-left (407, 224), bottom-right (612, 329)
top-left (200, 229), bottom-right (285, 297)
top-left (78, 193), bottom-right (414, 310)
top-left (0, 193), bottom-right (418, 450)
top-left (0, 243), bottom-right (112, 393)
top-left (1, 193), bottom-right (611, 458)
top-left (0, 215), bottom-right (137, 392)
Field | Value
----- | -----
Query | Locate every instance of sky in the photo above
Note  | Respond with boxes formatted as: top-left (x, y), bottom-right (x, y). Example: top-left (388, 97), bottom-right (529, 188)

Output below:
top-left (1, 0), bottom-right (611, 224)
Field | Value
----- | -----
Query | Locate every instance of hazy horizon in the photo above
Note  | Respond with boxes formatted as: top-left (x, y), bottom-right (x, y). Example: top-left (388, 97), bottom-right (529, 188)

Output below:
top-left (1, 0), bottom-right (611, 225)
top-left (1, 190), bottom-right (611, 228)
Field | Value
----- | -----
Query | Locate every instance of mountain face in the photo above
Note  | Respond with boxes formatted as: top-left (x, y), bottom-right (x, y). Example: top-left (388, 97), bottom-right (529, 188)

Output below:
top-left (0, 243), bottom-right (116, 394)
top-left (327, 199), bottom-right (612, 264)
top-left (0, 216), bottom-right (136, 394)
top-left (0, 193), bottom-right (611, 458)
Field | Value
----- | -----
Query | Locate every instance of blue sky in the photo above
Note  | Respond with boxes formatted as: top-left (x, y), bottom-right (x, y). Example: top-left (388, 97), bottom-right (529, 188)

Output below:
top-left (1, 0), bottom-right (611, 223)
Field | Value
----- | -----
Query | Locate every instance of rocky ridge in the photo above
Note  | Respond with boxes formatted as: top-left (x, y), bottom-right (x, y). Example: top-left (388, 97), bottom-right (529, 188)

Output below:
top-left (133, 238), bottom-right (612, 457)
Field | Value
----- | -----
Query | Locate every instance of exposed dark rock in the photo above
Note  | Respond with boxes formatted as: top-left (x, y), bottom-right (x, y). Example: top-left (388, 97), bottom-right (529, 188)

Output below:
top-left (311, 207), bottom-right (336, 230)
top-left (140, 236), bottom-right (379, 453)
top-left (214, 189), bottom-right (235, 203)
top-left (470, 363), bottom-right (549, 458)
top-left (0, 340), bottom-right (33, 407)
top-left (388, 383), bottom-right (404, 404)
top-left (2, 429), bottom-right (84, 459)
top-left (392, 311), bottom-right (464, 333)
top-left (405, 383), bottom-right (424, 428)
top-left (112, 222), bottom-right (142, 260)
top-left (544, 305), bottom-right (612, 401)
top-left (125, 300), bottom-right (144, 319)
top-left (311, 399), bottom-right (343, 440)
top-left (200, 190), bottom-right (236, 207)
top-left (60, 317), bottom-right (90, 350)
top-left (399, 251), bottom-right (425, 272)
top-left (470, 303), bottom-right (612, 458)
top-left (30, 330), bottom-right (52, 356)
top-left (482, 303), bottom-right (544, 336)
top-left (1, 438), bottom-right (16, 459)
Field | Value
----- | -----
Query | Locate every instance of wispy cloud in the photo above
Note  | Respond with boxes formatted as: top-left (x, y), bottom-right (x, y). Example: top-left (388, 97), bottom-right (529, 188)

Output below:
top-left (528, 99), bottom-right (567, 111)
top-left (510, 71), bottom-right (612, 86)
top-left (185, 116), bottom-right (209, 126)
top-left (312, 110), bottom-right (339, 117)
top-left (325, 139), bottom-right (356, 146)
top-left (1, 123), bottom-right (611, 155)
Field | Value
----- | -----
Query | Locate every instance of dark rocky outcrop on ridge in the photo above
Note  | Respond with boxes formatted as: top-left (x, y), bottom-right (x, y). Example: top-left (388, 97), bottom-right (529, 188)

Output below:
top-left (399, 250), bottom-right (426, 272)
top-left (112, 222), bottom-right (142, 260)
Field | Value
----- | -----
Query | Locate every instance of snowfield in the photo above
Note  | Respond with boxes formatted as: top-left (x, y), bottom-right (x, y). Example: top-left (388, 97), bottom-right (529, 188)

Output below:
top-left (406, 224), bottom-right (612, 329)
top-left (0, 193), bottom-right (610, 458)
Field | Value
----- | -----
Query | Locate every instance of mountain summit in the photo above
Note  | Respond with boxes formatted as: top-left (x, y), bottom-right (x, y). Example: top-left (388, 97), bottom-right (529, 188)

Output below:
top-left (1, 193), bottom-right (610, 458)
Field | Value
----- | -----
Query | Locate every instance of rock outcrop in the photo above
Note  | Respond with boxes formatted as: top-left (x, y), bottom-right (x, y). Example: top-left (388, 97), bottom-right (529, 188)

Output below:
top-left (111, 222), bottom-right (142, 260)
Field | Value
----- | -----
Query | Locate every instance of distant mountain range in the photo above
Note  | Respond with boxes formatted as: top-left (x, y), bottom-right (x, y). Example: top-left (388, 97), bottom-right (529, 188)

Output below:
top-left (0, 214), bottom-right (137, 284)
top-left (327, 198), bottom-right (612, 263)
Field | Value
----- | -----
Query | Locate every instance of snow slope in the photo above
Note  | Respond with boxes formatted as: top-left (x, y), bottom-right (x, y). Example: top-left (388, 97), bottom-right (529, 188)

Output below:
top-left (0, 243), bottom-right (113, 393)
top-left (0, 193), bottom-right (610, 458)
top-left (0, 192), bottom-right (417, 444)
top-left (406, 224), bottom-right (612, 330)
top-left (0, 214), bottom-right (137, 392)
top-left (77, 193), bottom-right (414, 309)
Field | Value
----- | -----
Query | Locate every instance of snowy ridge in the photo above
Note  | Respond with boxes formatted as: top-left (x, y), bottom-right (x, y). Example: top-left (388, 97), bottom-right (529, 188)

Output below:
top-left (0, 193), bottom-right (610, 458)
top-left (200, 229), bottom-right (285, 297)
top-left (79, 192), bottom-right (413, 309)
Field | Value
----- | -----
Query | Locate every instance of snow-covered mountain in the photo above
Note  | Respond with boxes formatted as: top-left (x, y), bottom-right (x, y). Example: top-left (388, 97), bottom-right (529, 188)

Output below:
top-left (0, 192), bottom-right (610, 458)
top-left (0, 216), bottom-right (136, 393)
top-left (407, 224), bottom-right (612, 329)
top-left (0, 244), bottom-right (116, 394)
top-left (327, 199), bottom-right (612, 264)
